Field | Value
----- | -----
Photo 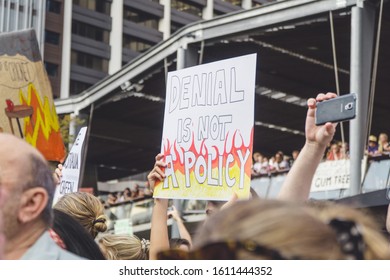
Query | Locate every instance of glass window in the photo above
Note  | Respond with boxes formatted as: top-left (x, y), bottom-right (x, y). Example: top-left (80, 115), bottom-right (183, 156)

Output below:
top-left (72, 20), bottom-right (110, 43)
top-left (123, 6), bottom-right (159, 29)
top-left (73, 0), bottom-right (111, 15)
top-left (45, 30), bottom-right (60, 45)
top-left (123, 35), bottom-right (153, 53)
top-left (171, 22), bottom-right (185, 34)
top-left (69, 80), bottom-right (92, 95)
top-left (44, 62), bottom-right (59, 77)
top-left (221, 0), bottom-right (242, 6)
top-left (171, 0), bottom-right (202, 17)
top-left (46, 0), bottom-right (61, 14)
top-left (71, 50), bottom-right (109, 72)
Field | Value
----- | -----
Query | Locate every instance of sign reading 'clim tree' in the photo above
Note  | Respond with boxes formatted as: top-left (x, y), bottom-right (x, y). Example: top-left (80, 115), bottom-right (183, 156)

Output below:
top-left (153, 54), bottom-right (257, 200)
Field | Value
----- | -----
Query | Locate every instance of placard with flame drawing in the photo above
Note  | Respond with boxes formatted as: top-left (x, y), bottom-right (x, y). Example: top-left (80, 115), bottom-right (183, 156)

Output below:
top-left (0, 29), bottom-right (65, 162)
top-left (154, 54), bottom-right (257, 200)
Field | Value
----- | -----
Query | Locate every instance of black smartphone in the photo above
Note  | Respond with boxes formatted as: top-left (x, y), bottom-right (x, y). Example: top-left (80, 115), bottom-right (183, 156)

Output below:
top-left (315, 93), bottom-right (357, 125)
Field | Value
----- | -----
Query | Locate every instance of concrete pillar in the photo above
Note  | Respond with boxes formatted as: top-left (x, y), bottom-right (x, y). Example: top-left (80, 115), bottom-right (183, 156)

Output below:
top-left (60, 0), bottom-right (72, 99)
top-left (109, 0), bottom-right (123, 74)
top-left (159, 0), bottom-right (171, 40)
top-left (203, 0), bottom-right (213, 20)
top-left (349, 2), bottom-right (375, 195)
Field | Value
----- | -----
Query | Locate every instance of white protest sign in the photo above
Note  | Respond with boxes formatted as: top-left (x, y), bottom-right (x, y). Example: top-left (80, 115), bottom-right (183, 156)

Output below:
top-left (310, 159), bottom-right (350, 192)
top-left (154, 54), bottom-right (257, 200)
top-left (310, 158), bottom-right (368, 193)
top-left (114, 219), bottom-right (133, 235)
top-left (52, 127), bottom-right (88, 206)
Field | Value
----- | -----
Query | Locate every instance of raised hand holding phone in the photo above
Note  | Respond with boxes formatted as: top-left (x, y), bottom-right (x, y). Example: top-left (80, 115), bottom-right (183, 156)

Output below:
top-left (315, 93), bottom-right (357, 125)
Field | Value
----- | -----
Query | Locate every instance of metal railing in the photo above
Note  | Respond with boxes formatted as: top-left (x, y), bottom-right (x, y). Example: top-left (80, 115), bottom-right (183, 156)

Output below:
top-left (102, 156), bottom-right (390, 234)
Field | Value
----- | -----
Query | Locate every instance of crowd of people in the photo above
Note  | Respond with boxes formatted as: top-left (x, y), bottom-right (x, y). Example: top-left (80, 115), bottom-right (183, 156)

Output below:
top-left (365, 133), bottom-right (390, 156)
top-left (252, 132), bottom-right (390, 177)
top-left (1, 92), bottom-right (390, 261)
top-left (104, 185), bottom-right (152, 207)
top-left (251, 150), bottom-right (298, 177)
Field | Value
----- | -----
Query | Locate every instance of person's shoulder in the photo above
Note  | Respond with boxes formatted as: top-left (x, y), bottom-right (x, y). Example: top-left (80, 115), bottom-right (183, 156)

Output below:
top-left (57, 248), bottom-right (86, 260)
top-left (21, 231), bottom-right (86, 260)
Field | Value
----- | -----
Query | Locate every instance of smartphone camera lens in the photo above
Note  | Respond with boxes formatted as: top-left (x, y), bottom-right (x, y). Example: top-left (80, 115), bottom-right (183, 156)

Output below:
top-left (345, 102), bottom-right (354, 110)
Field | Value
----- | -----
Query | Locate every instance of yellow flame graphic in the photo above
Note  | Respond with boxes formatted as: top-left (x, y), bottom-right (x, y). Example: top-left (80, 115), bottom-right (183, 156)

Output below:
top-left (155, 162), bottom-right (251, 200)
top-left (19, 83), bottom-right (60, 146)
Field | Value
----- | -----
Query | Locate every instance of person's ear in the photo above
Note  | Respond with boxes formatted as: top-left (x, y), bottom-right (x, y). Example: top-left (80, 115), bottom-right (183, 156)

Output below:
top-left (18, 187), bottom-right (48, 223)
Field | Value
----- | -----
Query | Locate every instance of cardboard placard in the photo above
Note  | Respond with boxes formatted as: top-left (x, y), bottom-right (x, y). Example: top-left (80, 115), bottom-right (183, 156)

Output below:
top-left (0, 29), bottom-right (65, 161)
top-left (154, 54), bottom-right (257, 200)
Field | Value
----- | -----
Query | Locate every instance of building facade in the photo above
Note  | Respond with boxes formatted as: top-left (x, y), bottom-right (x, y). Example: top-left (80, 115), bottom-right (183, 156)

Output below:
top-left (2, 0), bottom-right (273, 99)
top-left (0, 0), bottom-right (46, 54)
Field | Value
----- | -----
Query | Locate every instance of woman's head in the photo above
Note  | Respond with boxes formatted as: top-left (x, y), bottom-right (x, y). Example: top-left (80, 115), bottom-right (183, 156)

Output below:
top-left (52, 209), bottom-right (106, 260)
top-left (308, 202), bottom-right (390, 260)
top-left (193, 199), bottom-right (345, 260)
top-left (53, 192), bottom-right (107, 238)
top-left (331, 143), bottom-right (340, 152)
top-left (253, 152), bottom-right (262, 163)
top-left (98, 234), bottom-right (150, 260)
top-left (275, 152), bottom-right (283, 163)
top-left (124, 188), bottom-right (132, 196)
top-left (169, 238), bottom-right (191, 251)
top-left (379, 133), bottom-right (388, 143)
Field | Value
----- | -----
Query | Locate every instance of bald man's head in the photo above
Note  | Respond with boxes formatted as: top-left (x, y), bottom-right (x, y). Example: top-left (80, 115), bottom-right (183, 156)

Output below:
top-left (0, 134), bottom-right (55, 235)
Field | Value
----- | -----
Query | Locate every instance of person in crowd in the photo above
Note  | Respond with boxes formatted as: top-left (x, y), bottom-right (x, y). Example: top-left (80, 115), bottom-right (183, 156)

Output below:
top-left (131, 184), bottom-right (145, 199)
top-left (260, 156), bottom-right (270, 174)
top-left (277, 92), bottom-right (337, 202)
top-left (116, 191), bottom-right (125, 203)
top-left (190, 199), bottom-right (343, 260)
top-left (309, 201), bottom-right (390, 260)
top-left (106, 193), bottom-right (118, 205)
top-left (148, 174), bottom-right (169, 260)
top-left (0, 188), bottom-right (5, 259)
top-left (272, 151), bottom-right (289, 172)
top-left (0, 133), bottom-right (83, 259)
top-left (289, 150), bottom-right (300, 166)
top-left (273, 151), bottom-right (288, 172)
top-left (168, 205), bottom-right (192, 249)
top-left (366, 135), bottom-right (379, 156)
top-left (340, 141), bottom-right (349, 159)
top-left (386, 204), bottom-right (390, 236)
top-left (268, 156), bottom-right (276, 172)
top-left (275, 91), bottom-right (390, 257)
top-left (51, 209), bottom-right (106, 260)
top-left (378, 133), bottom-right (390, 154)
top-left (53, 192), bottom-right (108, 239)
top-left (169, 238), bottom-right (191, 251)
top-left (143, 182), bottom-right (153, 197)
top-left (205, 200), bottom-right (226, 216)
top-left (251, 152), bottom-right (263, 175)
top-left (122, 187), bottom-right (133, 201)
top-left (158, 198), bottom-right (390, 260)
top-left (98, 234), bottom-right (150, 260)
top-left (326, 142), bottom-right (342, 161)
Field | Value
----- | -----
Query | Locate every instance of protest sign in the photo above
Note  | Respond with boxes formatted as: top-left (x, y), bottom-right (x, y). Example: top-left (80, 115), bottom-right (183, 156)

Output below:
top-left (310, 159), bottom-right (350, 192)
top-left (114, 219), bottom-right (133, 235)
top-left (153, 54), bottom-right (257, 200)
top-left (311, 158), bottom-right (368, 193)
top-left (0, 29), bottom-right (65, 161)
top-left (53, 127), bottom-right (88, 205)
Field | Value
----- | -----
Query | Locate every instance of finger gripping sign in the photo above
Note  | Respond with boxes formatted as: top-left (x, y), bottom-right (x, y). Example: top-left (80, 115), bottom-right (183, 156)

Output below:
top-left (154, 54), bottom-right (257, 200)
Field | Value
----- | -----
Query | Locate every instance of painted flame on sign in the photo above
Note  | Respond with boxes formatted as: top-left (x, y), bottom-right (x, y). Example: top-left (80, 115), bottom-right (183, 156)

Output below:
top-left (20, 83), bottom-right (65, 161)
